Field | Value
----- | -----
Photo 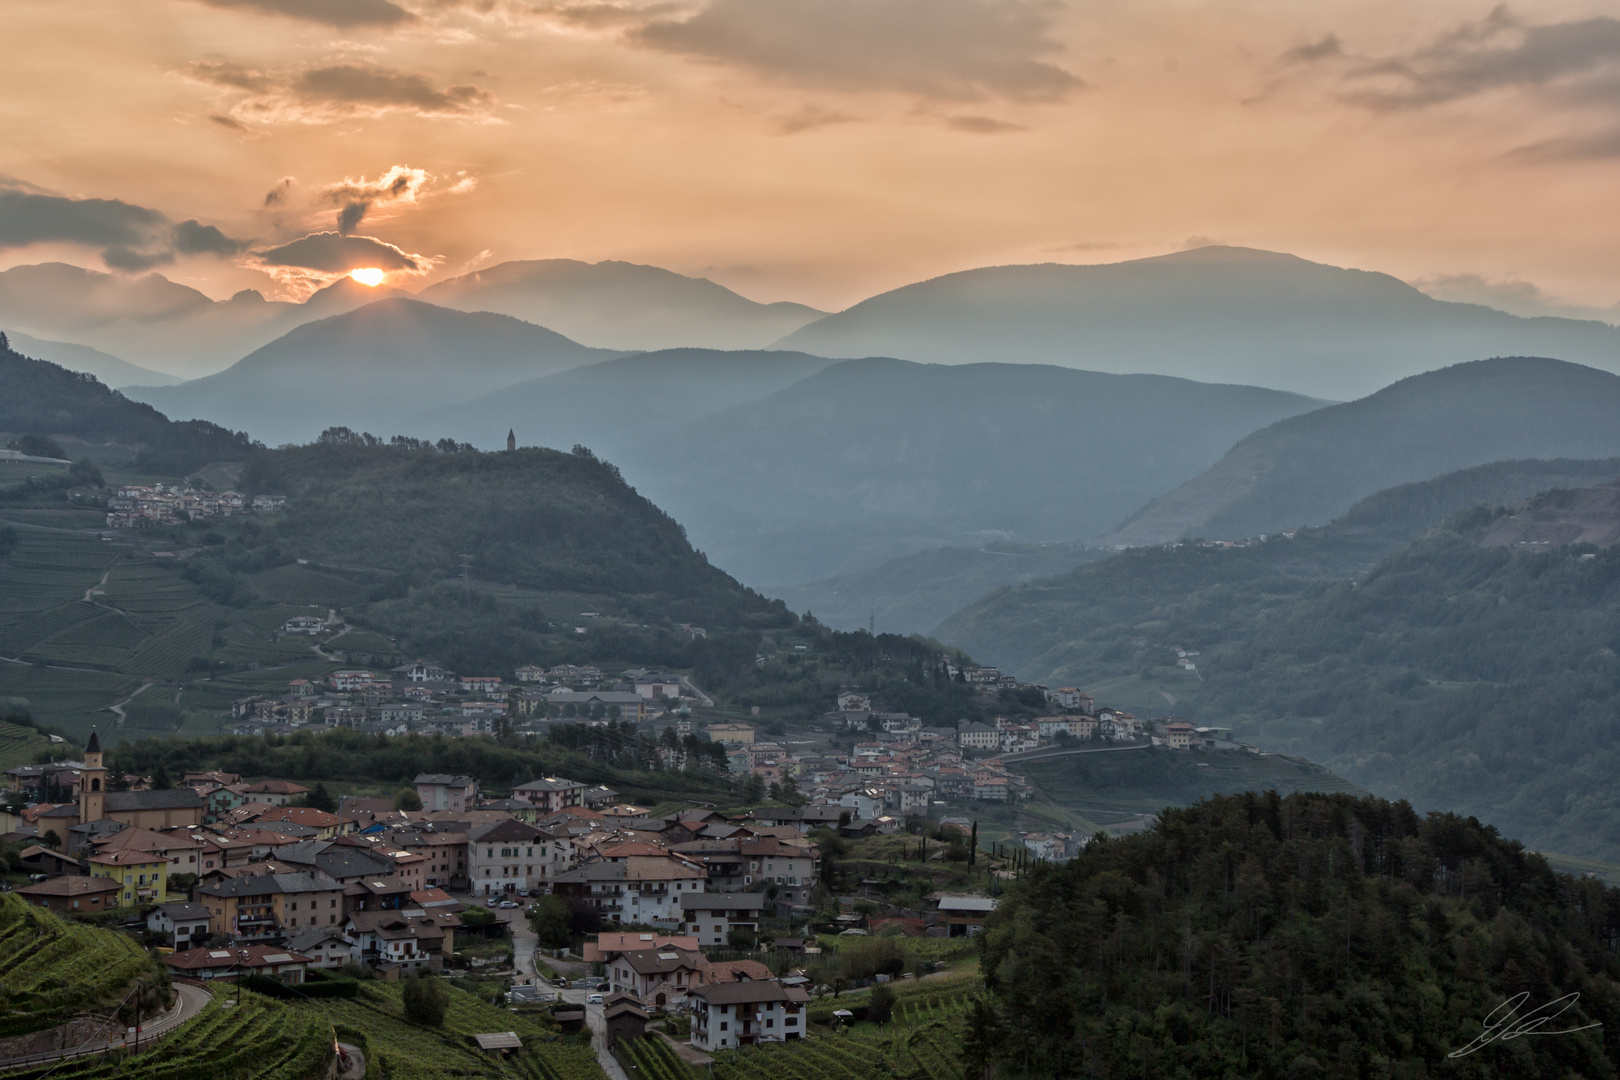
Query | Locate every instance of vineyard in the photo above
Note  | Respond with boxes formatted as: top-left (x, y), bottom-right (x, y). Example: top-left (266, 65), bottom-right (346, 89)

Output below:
top-left (0, 894), bottom-right (157, 1036)
top-left (10, 989), bottom-right (333, 1080)
top-left (293, 980), bottom-right (606, 1080)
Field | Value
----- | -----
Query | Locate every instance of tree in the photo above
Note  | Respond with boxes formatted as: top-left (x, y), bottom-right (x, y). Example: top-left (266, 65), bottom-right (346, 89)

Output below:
top-left (303, 783), bottom-right (336, 812)
top-left (41, 830), bottom-right (60, 850)
top-left (528, 894), bottom-right (571, 950)
top-left (460, 905), bottom-right (497, 928)
top-left (960, 996), bottom-right (1002, 1080)
top-left (838, 809), bottom-right (852, 827)
top-left (867, 983), bottom-right (895, 1026)
top-left (969, 821), bottom-right (978, 868)
top-left (401, 972), bottom-right (449, 1026)
top-left (727, 926), bottom-right (758, 951)
top-left (394, 787), bottom-right (423, 811)
top-left (151, 764), bottom-right (172, 790)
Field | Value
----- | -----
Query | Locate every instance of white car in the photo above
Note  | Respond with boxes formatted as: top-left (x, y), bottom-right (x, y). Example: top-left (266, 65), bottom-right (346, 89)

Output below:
top-left (498, 900), bottom-right (520, 909)
top-left (587, 994), bottom-right (603, 1005)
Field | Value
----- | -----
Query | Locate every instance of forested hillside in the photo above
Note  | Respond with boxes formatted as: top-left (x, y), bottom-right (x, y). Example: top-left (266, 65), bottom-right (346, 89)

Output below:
top-left (0, 333), bottom-right (254, 474)
top-left (977, 791), bottom-right (1620, 1078)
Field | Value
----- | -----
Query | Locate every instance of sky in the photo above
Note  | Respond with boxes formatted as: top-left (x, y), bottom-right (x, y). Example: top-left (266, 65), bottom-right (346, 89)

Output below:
top-left (4, 0), bottom-right (1620, 314)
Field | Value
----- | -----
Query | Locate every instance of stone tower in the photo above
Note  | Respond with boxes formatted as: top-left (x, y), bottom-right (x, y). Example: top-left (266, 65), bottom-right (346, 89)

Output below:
top-left (80, 728), bottom-right (106, 823)
top-left (506, 429), bottom-right (516, 452)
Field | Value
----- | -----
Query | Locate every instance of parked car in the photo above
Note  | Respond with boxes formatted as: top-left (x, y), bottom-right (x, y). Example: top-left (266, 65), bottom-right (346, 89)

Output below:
top-left (587, 994), bottom-right (603, 1005)
top-left (498, 900), bottom-right (520, 909)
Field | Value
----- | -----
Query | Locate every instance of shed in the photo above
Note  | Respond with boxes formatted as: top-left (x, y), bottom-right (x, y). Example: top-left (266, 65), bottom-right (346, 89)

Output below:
top-left (603, 994), bottom-right (648, 1047)
top-left (473, 1032), bottom-right (523, 1054)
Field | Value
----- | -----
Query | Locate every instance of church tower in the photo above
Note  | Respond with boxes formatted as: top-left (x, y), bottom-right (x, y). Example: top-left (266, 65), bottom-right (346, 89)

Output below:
top-left (80, 728), bottom-right (106, 824)
top-left (506, 429), bottom-right (516, 452)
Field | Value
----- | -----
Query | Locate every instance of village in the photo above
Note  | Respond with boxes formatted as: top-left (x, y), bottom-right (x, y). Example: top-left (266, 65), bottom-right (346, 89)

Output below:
top-left (0, 651), bottom-right (1238, 1059)
top-left (104, 483), bottom-right (285, 529)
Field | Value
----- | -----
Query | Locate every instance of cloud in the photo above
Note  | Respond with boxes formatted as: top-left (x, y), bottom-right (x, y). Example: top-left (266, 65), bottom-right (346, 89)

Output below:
top-left (184, 59), bottom-right (496, 125)
top-left (1413, 271), bottom-right (1620, 321)
top-left (264, 177), bottom-right (296, 207)
top-left (944, 114), bottom-right (1026, 133)
top-left (255, 231), bottom-right (426, 273)
top-left (1329, 7), bottom-right (1620, 111)
top-left (1281, 33), bottom-right (1343, 65)
top-left (187, 0), bottom-right (413, 27)
top-left (0, 180), bottom-right (244, 271)
top-left (772, 103), bottom-right (862, 134)
top-left (631, 0), bottom-right (1082, 102)
top-left (319, 164), bottom-right (430, 234)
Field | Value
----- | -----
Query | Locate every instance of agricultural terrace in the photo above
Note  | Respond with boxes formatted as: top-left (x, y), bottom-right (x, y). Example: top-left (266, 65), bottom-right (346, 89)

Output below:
top-left (0, 893), bottom-right (158, 1037)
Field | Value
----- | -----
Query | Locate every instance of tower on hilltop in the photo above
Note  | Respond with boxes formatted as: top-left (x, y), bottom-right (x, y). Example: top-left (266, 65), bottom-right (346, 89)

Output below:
top-left (506, 429), bottom-right (516, 452)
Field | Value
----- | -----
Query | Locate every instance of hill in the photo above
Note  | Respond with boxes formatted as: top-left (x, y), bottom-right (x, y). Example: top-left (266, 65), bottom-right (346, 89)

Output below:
top-left (618, 358), bottom-right (1324, 586)
top-left (938, 456), bottom-right (1620, 688)
top-left (405, 347), bottom-right (841, 457)
top-left (4, 331), bottom-right (182, 388)
top-left (1099, 356), bottom-right (1620, 547)
top-left (775, 245), bottom-right (1620, 400)
top-left (0, 333), bottom-right (254, 475)
top-left (772, 541), bottom-right (1104, 634)
top-left (979, 791), bottom-right (1620, 1079)
top-left (417, 258), bottom-right (827, 351)
top-left (128, 299), bottom-right (621, 445)
top-left (0, 892), bottom-right (161, 1035)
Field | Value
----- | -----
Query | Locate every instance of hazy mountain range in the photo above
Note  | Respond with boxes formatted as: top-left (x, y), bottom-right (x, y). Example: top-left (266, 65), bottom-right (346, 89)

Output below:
top-left (777, 246), bottom-right (1620, 400)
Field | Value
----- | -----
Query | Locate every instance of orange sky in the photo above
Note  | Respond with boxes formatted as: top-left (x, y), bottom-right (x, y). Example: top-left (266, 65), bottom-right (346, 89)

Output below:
top-left (4, 0), bottom-right (1620, 315)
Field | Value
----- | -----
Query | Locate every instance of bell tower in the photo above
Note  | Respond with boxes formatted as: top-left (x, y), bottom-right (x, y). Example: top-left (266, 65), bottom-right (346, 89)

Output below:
top-left (80, 728), bottom-right (106, 824)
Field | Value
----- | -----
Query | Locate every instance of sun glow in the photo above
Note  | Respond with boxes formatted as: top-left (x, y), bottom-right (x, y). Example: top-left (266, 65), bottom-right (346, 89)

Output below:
top-left (349, 267), bottom-right (385, 287)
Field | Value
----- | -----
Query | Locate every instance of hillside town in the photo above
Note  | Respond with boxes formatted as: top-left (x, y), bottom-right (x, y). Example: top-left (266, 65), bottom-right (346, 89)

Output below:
top-left (105, 483), bottom-right (285, 529)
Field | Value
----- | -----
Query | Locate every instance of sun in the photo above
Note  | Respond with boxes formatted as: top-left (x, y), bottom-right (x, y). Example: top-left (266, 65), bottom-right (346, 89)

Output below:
top-left (349, 267), bottom-right (385, 287)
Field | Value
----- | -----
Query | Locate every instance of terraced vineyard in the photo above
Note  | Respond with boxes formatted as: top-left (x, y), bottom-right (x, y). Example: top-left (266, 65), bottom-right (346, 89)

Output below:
top-left (13, 989), bottom-right (334, 1080)
top-left (294, 980), bottom-right (605, 1080)
top-left (0, 894), bottom-right (158, 1036)
top-left (703, 1023), bottom-right (964, 1080)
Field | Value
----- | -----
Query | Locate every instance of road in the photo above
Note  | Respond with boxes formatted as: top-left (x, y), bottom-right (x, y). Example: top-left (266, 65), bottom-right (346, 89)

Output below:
top-left (0, 983), bottom-right (211, 1073)
top-left (997, 740), bottom-right (1152, 764)
top-left (336, 1041), bottom-right (366, 1079)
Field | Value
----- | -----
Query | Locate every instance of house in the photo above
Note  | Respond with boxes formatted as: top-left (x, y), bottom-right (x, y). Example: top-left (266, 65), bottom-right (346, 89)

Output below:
top-left (395, 660), bottom-right (450, 683)
top-left (837, 789), bottom-right (884, 821)
top-left (705, 723), bottom-right (755, 745)
top-left (467, 819), bottom-right (555, 895)
top-left (163, 944), bottom-right (312, 983)
top-left (345, 910), bottom-right (452, 972)
top-left (607, 946), bottom-right (708, 1003)
top-left (238, 780), bottom-right (309, 807)
top-left (17, 845), bottom-right (78, 876)
top-left (582, 931), bottom-right (702, 965)
top-left (148, 901), bottom-right (213, 949)
top-left (739, 839), bottom-right (816, 905)
top-left (16, 875), bottom-right (121, 913)
top-left (937, 895), bottom-right (998, 937)
top-left (678, 893), bottom-right (769, 948)
top-left (284, 926), bottom-right (357, 969)
top-left (514, 665), bottom-right (547, 683)
top-left (550, 848), bottom-right (707, 926)
top-left (512, 777), bottom-right (585, 812)
top-left (688, 978), bottom-right (809, 1050)
top-left (414, 777), bottom-right (476, 809)
top-left (283, 616), bottom-right (323, 635)
top-left (1164, 720), bottom-right (1194, 750)
top-left (86, 848), bottom-right (168, 907)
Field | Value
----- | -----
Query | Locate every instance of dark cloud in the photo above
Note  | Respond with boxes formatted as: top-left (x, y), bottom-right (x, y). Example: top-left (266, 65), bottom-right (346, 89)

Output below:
top-left (264, 177), bottom-right (296, 207)
top-left (945, 114), bottom-right (1026, 133)
top-left (190, 0), bottom-right (413, 27)
top-left (185, 60), bottom-right (495, 123)
top-left (256, 232), bottom-right (423, 273)
top-left (319, 165), bottom-right (430, 235)
top-left (631, 0), bottom-right (1082, 102)
top-left (0, 181), bottom-right (244, 271)
top-left (1282, 33), bottom-right (1342, 65)
top-left (1335, 8), bottom-right (1620, 111)
top-left (772, 103), bottom-right (862, 134)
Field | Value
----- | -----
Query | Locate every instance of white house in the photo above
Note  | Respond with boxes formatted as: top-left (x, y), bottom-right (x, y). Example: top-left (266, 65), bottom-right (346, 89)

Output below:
top-left (147, 901), bottom-right (211, 950)
top-left (689, 978), bottom-right (809, 1050)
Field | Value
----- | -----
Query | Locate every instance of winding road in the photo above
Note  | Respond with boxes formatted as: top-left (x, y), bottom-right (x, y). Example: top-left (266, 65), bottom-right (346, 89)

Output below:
top-left (0, 983), bottom-right (212, 1073)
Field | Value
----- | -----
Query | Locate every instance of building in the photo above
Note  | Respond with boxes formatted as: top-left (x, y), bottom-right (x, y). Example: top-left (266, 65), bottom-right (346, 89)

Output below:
top-left (512, 777), bottom-right (585, 812)
top-left (414, 775), bottom-right (481, 813)
top-left (607, 946), bottom-right (708, 1002)
top-left (197, 872), bottom-right (345, 942)
top-left (15, 875), bottom-right (121, 914)
top-left (238, 780), bottom-right (309, 807)
top-left (1164, 720), bottom-right (1194, 750)
top-left (551, 848), bottom-right (707, 926)
top-left (678, 893), bottom-right (769, 948)
top-left (345, 910), bottom-right (452, 972)
top-left (467, 819), bottom-right (554, 896)
top-left (957, 723), bottom-right (1000, 752)
top-left (163, 944), bottom-right (312, 983)
top-left (688, 978), bottom-right (809, 1051)
top-left (937, 895), bottom-right (998, 937)
top-left (86, 848), bottom-right (168, 907)
top-left (148, 901), bottom-right (213, 949)
top-left (604, 995), bottom-right (649, 1046)
top-left (705, 723), bottom-right (755, 745)
top-left (284, 927), bottom-right (356, 969)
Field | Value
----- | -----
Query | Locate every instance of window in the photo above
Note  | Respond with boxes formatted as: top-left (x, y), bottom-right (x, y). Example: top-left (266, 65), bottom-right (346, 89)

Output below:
top-left (766, 1019), bottom-right (774, 1028)
top-left (720, 1022), bottom-right (728, 1032)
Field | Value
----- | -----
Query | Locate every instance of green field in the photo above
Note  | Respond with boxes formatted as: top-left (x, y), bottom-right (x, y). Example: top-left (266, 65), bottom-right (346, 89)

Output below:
top-left (0, 893), bottom-right (159, 1037)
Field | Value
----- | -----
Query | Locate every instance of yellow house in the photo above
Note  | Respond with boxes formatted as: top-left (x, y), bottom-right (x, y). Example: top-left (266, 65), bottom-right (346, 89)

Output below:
top-left (87, 848), bottom-right (168, 907)
top-left (705, 723), bottom-right (756, 745)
